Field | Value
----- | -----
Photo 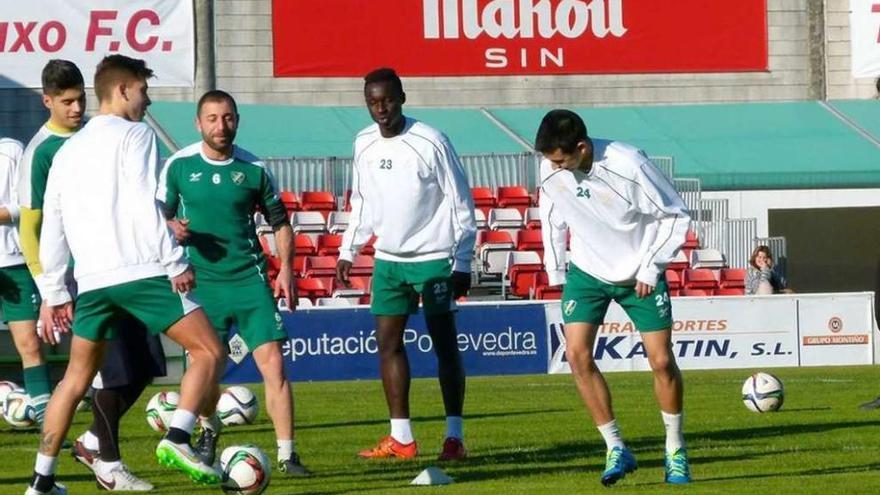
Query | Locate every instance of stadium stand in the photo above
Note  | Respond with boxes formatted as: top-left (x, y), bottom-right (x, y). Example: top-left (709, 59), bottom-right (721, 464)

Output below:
top-left (291, 211), bottom-right (327, 233)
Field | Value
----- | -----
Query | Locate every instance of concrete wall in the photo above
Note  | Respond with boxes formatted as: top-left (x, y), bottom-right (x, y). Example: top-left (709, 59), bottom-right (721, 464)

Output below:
top-left (1, 0), bottom-right (876, 143)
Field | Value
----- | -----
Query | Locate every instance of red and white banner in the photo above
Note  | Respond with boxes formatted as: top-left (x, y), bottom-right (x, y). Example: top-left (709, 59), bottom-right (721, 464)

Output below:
top-left (851, 0), bottom-right (880, 77)
top-left (273, 0), bottom-right (768, 77)
top-left (797, 293), bottom-right (874, 367)
top-left (0, 0), bottom-right (193, 88)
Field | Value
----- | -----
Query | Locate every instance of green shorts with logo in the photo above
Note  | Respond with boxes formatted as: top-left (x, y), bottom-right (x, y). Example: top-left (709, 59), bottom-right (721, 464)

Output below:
top-left (194, 280), bottom-right (285, 353)
top-left (0, 264), bottom-right (40, 322)
top-left (371, 258), bottom-right (455, 316)
top-left (561, 265), bottom-right (672, 332)
top-left (74, 276), bottom-right (200, 341)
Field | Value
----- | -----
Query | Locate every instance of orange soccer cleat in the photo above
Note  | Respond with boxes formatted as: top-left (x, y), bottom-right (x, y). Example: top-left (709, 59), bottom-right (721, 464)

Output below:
top-left (357, 435), bottom-right (419, 459)
top-left (437, 437), bottom-right (468, 461)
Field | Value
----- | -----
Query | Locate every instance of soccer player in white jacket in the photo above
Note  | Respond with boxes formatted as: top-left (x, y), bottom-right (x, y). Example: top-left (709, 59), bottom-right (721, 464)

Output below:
top-left (25, 55), bottom-right (225, 495)
top-left (337, 68), bottom-right (476, 461)
top-left (536, 110), bottom-right (691, 486)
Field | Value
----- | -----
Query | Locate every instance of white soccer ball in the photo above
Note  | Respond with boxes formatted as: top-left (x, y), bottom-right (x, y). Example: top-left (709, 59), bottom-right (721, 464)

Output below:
top-left (145, 391), bottom-right (180, 432)
top-left (217, 386), bottom-right (259, 426)
top-left (3, 388), bottom-right (37, 429)
top-left (0, 380), bottom-right (19, 414)
top-left (742, 372), bottom-right (784, 413)
top-left (220, 444), bottom-right (271, 494)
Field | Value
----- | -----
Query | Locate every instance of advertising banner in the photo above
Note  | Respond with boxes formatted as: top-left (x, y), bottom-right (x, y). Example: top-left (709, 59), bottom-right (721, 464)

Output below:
top-left (797, 293), bottom-right (874, 366)
top-left (272, 0), bottom-right (769, 77)
top-left (851, 0), bottom-right (880, 78)
top-left (222, 302), bottom-right (547, 383)
top-left (545, 296), bottom-right (800, 374)
top-left (0, 0), bottom-right (194, 88)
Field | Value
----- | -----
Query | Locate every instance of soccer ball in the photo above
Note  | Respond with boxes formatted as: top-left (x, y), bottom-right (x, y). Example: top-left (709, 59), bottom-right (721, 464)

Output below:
top-left (0, 380), bottom-right (19, 414)
top-left (220, 444), bottom-right (271, 494)
top-left (217, 386), bottom-right (259, 426)
top-left (3, 388), bottom-right (37, 429)
top-left (145, 391), bottom-right (180, 432)
top-left (742, 372), bottom-right (784, 413)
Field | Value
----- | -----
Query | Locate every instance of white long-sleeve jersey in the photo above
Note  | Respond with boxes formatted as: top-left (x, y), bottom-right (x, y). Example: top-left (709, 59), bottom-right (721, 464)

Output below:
top-left (0, 138), bottom-right (24, 267)
top-left (340, 117), bottom-right (477, 272)
top-left (540, 139), bottom-right (690, 287)
top-left (39, 115), bottom-right (189, 305)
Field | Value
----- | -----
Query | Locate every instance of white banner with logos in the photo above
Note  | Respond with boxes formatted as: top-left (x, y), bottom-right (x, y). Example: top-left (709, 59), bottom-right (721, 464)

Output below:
top-left (546, 293), bottom-right (875, 374)
top-left (797, 293), bottom-right (875, 366)
top-left (852, 0), bottom-right (880, 78)
top-left (0, 0), bottom-right (193, 88)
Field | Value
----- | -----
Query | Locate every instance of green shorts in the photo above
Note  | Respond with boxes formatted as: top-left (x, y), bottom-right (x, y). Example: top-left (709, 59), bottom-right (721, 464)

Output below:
top-left (0, 264), bottom-right (40, 322)
top-left (73, 276), bottom-right (200, 341)
top-left (371, 258), bottom-right (455, 316)
top-left (194, 281), bottom-right (285, 353)
top-left (561, 265), bottom-right (672, 332)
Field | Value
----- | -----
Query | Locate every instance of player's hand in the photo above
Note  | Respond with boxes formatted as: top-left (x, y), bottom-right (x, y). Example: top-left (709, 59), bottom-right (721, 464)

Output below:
top-left (167, 218), bottom-right (191, 244)
top-left (274, 266), bottom-right (295, 310)
top-left (38, 302), bottom-right (73, 345)
top-left (635, 281), bottom-right (654, 298)
top-left (336, 259), bottom-right (352, 287)
top-left (450, 271), bottom-right (471, 299)
top-left (171, 266), bottom-right (196, 293)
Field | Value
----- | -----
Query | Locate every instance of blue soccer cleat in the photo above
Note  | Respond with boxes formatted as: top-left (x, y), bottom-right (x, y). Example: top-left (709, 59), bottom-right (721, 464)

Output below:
top-left (664, 448), bottom-right (692, 484)
top-left (601, 446), bottom-right (638, 486)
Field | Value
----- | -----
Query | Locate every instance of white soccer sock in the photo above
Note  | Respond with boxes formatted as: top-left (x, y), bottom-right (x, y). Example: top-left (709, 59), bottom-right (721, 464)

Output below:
top-left (277, 439), bottom-right (294, 462)
top-left (169, 409), bottom-right (198, 436)
top-left (390, 418), bottom-right (414, 444)
top-left (597, 419), bottom-right (625, 450)
top-left (445, 416), bottom-right (463, 440)
top-left (34, 453), bottom-right (57, 476)
top-left (661, 411), bottom-right (685, 453)
top-left (95, 459), bottom-right (122, 477)
top-left (82, 430), bottom-right (100, 451)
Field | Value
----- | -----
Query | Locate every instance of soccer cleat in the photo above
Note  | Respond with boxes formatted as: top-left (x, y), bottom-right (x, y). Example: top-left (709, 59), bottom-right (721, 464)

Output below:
top-left (664, 448), bottom-right (692, 484)
top-left (437, 437), bottom-right (468, 461)
top-left (859, 396), bottom-right (880, 410)
top-left (278, 452), bottom-right (312, 477)
top-left (71, 438), bottom-right (99, 472)
top-left (357, 435), bottom-right (418, 459)
top-left (155, 439), bottom-right (221, 485)
top-left (194, 427), bottom-right (219, 466)
top-left (600, 446), bottom-right (638, 486)
top-left (24, 482), bottom-right (67, 495)
top-left (95, 463), bottom-right (154, 491)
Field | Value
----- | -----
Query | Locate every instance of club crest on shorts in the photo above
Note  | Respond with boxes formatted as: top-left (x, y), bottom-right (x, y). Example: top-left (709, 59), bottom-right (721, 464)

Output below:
top-left (563, 300), bottom-right (577, 316)
top-left (231, 171), bottom-right (245, 185)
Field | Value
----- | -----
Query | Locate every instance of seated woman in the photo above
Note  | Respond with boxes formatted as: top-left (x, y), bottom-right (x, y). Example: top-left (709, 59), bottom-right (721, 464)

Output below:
top-left (745, 245), bottom-right (793, 295)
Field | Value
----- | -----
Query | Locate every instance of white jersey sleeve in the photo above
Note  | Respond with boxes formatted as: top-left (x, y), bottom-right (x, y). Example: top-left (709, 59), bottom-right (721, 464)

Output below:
top-left (539, 166), bottom-right (569, 286)
top-left (38, 160), bottom-right (72, 306)
top-left (338, 145), bottom-right (374, 263)
top-left (0, 139), bottom-right (23, 223)
top-left (434, 135), bottom-right (476, 273)
top-left (631, 160), bottom-right (690, 286)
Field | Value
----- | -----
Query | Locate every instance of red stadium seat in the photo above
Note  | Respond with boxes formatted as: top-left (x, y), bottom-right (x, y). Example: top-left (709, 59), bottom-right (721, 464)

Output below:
top-left (719, 268), bottom-right (747, 289)
top-left (294, 233), bottom-right (316, 256)
top-left (506, 252), bottom-right (543, 299)
top-left (667, 250), bottom-right (689, 272)
top-left (342, 189), bottom-right (352, 212)
top-left (533, 272), bottom-right (562, 300)
top-left (665, 269), bottom-right (682, 291)
top-left (361, 235), bottom-right (377, 256)
top-left (296, 277), bottom-right (331, 301)
top-left (497, 186), bottom-right (532, 212)
top-left (516, 229), bottom-right (543, 252)
top-left (683, 229), bottom-right (700, 250)
top-left (279, 191), bottom-right (300, 212)
top-left (523, 207), bottom-right (541, 230)
top-left (681, 288), bottom-right (712, 297)
top-left (471, 187), bottom-right (497, 215)
top-left (303, 255), bottom-right (337, 278)
top-left (300, 190), bottom-right (337, 217)
top-left (316, 234), bottom-right (343, 256)
top-left (682, 269), bottom-right (718, 291)
top-left (478, 230), bottom-right (515, 248)
top-left (351, 255), bottom-right (375, 277)
top-left (716, 287), bottom-right (745, 296)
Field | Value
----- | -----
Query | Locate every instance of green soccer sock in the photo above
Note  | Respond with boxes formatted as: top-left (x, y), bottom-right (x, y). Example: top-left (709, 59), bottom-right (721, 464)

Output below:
top-left (23, 364), bottom-right (51, 425)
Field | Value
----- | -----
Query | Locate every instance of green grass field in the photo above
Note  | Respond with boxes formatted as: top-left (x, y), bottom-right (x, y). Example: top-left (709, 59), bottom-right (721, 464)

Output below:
top-left (2, 366), bottom-right (880, 494)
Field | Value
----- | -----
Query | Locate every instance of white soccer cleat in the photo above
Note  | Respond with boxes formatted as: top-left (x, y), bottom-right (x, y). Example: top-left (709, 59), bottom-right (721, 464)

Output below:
top-left (24, 482), bottom-right (67, 495)
top-left (95, 463), bottom-right (155, 491)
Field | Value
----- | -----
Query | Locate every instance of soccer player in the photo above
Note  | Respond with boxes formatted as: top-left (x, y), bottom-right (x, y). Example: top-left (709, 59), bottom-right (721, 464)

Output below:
top-left (25, 55), bottom-right (225, 495)
top-left (158, 90), bottom-right (309, 476)
top-left (536, 109), bottom-right (692, 486)
top-left (337, 68), bottom-right (476, 461)
top-left (19, 59), bottom-right (164, 491)
top-left (0, 135), bottom-right (46, 426)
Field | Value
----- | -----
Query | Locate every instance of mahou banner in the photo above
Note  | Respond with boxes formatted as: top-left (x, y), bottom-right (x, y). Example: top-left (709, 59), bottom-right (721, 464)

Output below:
top-left (0, 0), bottom-right (193, 88)
top-left (273, 0), bottom-right (768, 77)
